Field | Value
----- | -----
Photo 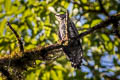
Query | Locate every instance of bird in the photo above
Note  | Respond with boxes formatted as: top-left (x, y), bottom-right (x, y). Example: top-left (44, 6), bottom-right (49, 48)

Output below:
top-left (55, 11), bottom-right (83, 69)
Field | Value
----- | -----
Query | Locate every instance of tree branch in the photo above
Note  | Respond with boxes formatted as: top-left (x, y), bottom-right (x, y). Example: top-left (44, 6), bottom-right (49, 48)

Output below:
top-left (0, 43), bottom-right (63, 69)
top-left (98, 0), bottom-right (109, 16)
top-left (74, 14), bottom-right (120, 39)
top-left (113, 18), bottom-right (120, 38)
top-left (7, 22), bottom-right (24, 53)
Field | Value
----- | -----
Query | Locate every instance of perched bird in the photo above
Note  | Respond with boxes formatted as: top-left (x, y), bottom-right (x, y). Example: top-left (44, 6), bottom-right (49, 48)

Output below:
top-left (55, 11), bottom-right (83, 69)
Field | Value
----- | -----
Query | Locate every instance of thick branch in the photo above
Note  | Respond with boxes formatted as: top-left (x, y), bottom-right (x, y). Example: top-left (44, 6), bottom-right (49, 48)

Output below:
top-left (0, 43), bottom-right (63, 70)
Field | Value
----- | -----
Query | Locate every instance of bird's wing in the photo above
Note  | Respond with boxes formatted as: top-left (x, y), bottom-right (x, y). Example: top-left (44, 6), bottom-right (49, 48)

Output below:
top-left (63, 40), bottom-right (83, 69)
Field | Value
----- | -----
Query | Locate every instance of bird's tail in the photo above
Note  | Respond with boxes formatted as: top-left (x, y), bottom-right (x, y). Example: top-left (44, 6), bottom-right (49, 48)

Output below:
top-left (63, 41), bottom-right (83, 69)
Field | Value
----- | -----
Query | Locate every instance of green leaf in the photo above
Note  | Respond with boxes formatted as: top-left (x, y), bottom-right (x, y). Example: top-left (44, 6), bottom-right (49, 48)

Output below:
top-left (83, 24), bottom-right (89, 28)
top-left (10, 43), bottom-right (15, 50)
top-left (82, 0), bottom-right (87, 3)
top-left (50, 70), bottom-right (58, 80)
top-left (44, 27), bottom-right (51, 37)
top-left (0, 0), bottom-right (4, 4)
top-left (31, 38), bottom-right (37, 45)
top-left (61, 1), bottom-right (69, 8)
top-left (53, 65), bottom-right (66, 71)
top-left (91, 19), bottom-right (102, 27)
top-left (52, 33), bottom-right (58, 42)
top-left (106, 42), bottom-right (113, 51)
top-left (22, 9), bottom-right (32, 19)
top-left (0, 77), bottom-right (2, 80)
top-left (114, 39), bottom-right (119, 46)
top-left (48, 0), bottom-right (57, 6)
top-left (4, 0), bottom-right (11, 12)
top-left (101, 34), bottom-right (109, 41)
top-left (41, 71), bottom-right (50, 80)
top-left (26, 18), bottom-right (33, 29)
top-left (40, 35), bottom-right (45, 41)
top-left (0, 5), bottom-right (2, 12)
top-left (25, 44), bottom-right (36, 49)
top-left (15, 6), bottom-right (25, 14)
top-left (0, 13), bottom-right (5, 19)
top-left (56, 70), bottom-right (63, 80)
top-left (26, 72), bottom-right (36, 80)
top-left (84, 6), bottom-right (89, 10)
top-left (0, 18), bottom-right (6, 35)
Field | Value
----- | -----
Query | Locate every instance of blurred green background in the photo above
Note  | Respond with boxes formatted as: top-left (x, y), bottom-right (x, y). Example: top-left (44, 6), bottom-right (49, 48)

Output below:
top-left (0, 0), bottom-right (120, 80)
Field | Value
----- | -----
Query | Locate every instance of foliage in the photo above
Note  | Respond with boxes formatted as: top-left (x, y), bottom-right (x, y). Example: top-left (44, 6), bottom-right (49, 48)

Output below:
top-left (0, 0), bottom-right (120, 80)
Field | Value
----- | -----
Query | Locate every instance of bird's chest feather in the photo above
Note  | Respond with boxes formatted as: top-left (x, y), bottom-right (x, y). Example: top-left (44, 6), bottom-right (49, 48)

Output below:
top-left (59, 21), bottom-right (66, 40)
top-left (59, 20), bottom-right (78, 40)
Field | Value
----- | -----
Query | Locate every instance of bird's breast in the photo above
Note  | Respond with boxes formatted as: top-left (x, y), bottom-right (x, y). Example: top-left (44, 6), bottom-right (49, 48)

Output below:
top-left (59, 22), bottom-right (67, 40)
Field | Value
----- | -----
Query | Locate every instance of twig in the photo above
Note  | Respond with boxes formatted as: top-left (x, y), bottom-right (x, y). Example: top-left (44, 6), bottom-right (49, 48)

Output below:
top-left (7, 22), bottom-right (24, 53)
top-left (77, 28), bottom-right (89, 30)
top-left (98, 0), bottom-right (109, 16)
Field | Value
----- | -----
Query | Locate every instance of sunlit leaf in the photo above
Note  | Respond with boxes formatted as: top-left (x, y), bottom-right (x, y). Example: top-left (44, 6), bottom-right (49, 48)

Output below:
top-left (44, 27), bottom-right (51, 37)
top-left (0, 13), bottom-right (5, 19)
top-left (101, 34), bottom-right (109, 41)
top-left (91, 19), bottom-right (102, 27)
top-left (83, 24), bottom-right (89, 28)
top-left (41, 71), bottom-right (50, 80)
top-left (0, 77), bottom-right (2, 80)
top-left (82, 0), bottom-right (87, 3)
top-left (15, 6), bottom-right (25, 14)
top-left (25, 44), bottom-right (36, 49)
top-left (53, 65), bottom-right (66, 71)
top-left (0, 18), bottom-right (6, 35)
top-left (0, 0), bottom-right (4, 4)
top-left (56, 70), bottom-right (63, 80)
top-left (105, 42), bottom-right (114, 51)
top-left (26, 72), bottom-right (36, 80)
top-left (50, 70), bottom-right (58, 80)
top-left (84, 6), bottom-right (89, 10)
top-left (31, 38), bottom-right (37, 45)
top-left (40, 35), bottom-right (45, 41)
top-left (4, 0), bottom-right (11, 12)
top-left (61, 1), bottom-right (69, 8)
top-left (0, 5), bottom-right (2, 12)
top-left (10, 43), bottom-right (15, 50)
top-left (52, 33), bottom-right (58, 42)
top-left (48, 0), bottom-right (57, 6)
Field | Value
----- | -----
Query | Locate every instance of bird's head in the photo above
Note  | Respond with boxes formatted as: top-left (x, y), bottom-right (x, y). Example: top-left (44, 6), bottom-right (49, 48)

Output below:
top-left (55, 14), bottom-right (66, 22)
